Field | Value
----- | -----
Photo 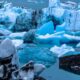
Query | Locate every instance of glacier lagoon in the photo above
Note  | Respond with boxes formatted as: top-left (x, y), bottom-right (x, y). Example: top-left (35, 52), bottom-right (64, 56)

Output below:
top-left (0, 1), bottom-right (80, 80)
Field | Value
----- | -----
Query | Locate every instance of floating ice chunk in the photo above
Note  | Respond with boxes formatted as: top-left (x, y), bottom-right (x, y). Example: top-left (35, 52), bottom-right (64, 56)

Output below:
top-left (78, 4), bottom-right (80, 9)
top-left (56, 22), bottom-right (66, 32)
top-left (12, 7), bottom-right (27, 14)
top-left (36, 31), bottom-right (65, 45)
top-left (23, 29), bottom-right (36, 43)
top-left (0, 9), bottom-right (18, 28)
top-left (0, 28), bottom-right (12, 36)
top-left (51, 7), bottom-right (65, 19)
top-left (11, 12), bottom-right (32, 32)
top-left (36, 21), bottom-right (54, 35)
top-left (39, 32), bottom-right (80, 43)
top-left (11, 39), bottom-right (23, 47)
top-left (64, 34), bottom-right (80, 40)
top-left (12, 61), bottom-right (45, 80)
top-left (9, 32), bottom-right (26, 39)
top-left (0, 38), bottom-right (19, 67)
top-left (50, 44), bottom-right (75, 57)
top-left (18, 44), bottom-right (57, 67)
top-left (19, 70), bottom-right (34, 80)
top-left (34, 63), bottom-right (46, 75)
top-left (0, 38), bottom-right (16, 58)
top-left (37, 34), bottom-right (52, 39)
top-left (37, 31), bottom-right (65, 39)
top-left (4, 11), bottom-right (18, 23)
top-left (36, 31), bottom-right (80, 45)
top-left (76, 43), bottom-right (80, 48)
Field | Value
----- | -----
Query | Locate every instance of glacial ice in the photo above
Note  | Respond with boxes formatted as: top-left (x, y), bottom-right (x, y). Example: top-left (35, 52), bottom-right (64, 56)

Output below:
top-left (0, 28), bottom-right (12, 36)
top-left (0, 2), bottom-right (80, 79)
top-left (18, 44), bottom-right (57, 67)
top-left (50, 44), bottom-right (75, 57)
top-left (9, 32), bottom-right (26, 39)
top-left (76, 42), bottom-right (80, 48)
top-left (36, 21), bottom-right (54, 35)
top-left (0, 38), bottom-right (16, 58)
top-left (56, 22), bottom-right (66, 32)
top-left (51, 7), bottom-right (65, 19)
top-left (11, 39), bottom-right (23, 47)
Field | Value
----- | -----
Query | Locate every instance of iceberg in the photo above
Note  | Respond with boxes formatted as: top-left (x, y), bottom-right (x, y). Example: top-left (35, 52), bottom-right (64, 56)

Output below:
top-left (63, 34), bottom-right (80, 41)
top-left (0, 38), bottom-right (16, 58)
top-left (4, 10), bottom-right (17, 23)
top-left (23, 29), bottom-right (36, 43)
top-left (18, 44), bottom-right (57, 67)
top-left (51, 7), bottom-right (65, 19)
top-left (11, 7), bottom-right (27, 14)
top-left (35, 31), bottom-right (65, 45)
top-left (34, 63), bottom-right (46, 75)
top-left (12, 61), bottom-right (46, 80)
top-left (9, 32), bottom-right (26, 39)
top-left (11, 39), bottom-right (23, 47)
top-left (56, 22), bottom-right (66, 32)
top-left (11, 12), bottom-right (32, 32)
top-left (50, 44), bottom-right (75, 57)
top-left (76, 43), bottom-right (80, 48)
top-left (0, 10), bottom-right (18, 29)
top-left (36, 29), bottom-right (80, 45)
top-left (0, 38), bottom-right (20, 67)
top-left (0, 28), bottom-right (12, 36)
top-left (36, 21), bottom-right (54, 35)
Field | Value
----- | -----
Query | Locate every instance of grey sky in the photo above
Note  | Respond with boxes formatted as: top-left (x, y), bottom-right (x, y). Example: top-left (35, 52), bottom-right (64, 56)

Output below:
top-left (4, 0), bottom-right (49, 9)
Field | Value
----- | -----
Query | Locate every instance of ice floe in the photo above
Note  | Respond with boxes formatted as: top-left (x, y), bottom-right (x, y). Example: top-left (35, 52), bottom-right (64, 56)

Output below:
top-left (9, 32), bottom-right (26, 39)
top-left (18, 44), bottom-right (57, 67)
top-left (11, 39), bottom-right (23, 47)
top-left (0, 38), bottom-right (16, 58)
top-left (23, 29), bottom-right (36, 43)
top-left (50, 44), bottom-right (75, 57)
top-left (0, 28), bottom-right (12, 36)
top-left (36, 21), bottom-right (54, 35)
top-left (34, 63), bottom-right (46, 75)
top-left (76, 43), bottom-right (80, 48)
top-left (51, 7), bottom-right (65, 19)
top-left (56, 22), bottom-right (66, 32)
top-left (12, 61), bottom-right (46, 80)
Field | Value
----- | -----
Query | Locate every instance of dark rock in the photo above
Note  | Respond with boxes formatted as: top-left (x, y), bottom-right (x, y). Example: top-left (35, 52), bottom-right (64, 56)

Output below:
top-left (59, 54), bottom-right (80, 75)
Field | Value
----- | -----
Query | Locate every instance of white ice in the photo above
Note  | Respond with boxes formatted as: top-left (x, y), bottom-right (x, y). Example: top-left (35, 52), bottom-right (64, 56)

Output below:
top-left (50, 44), bottom-right (75, 57)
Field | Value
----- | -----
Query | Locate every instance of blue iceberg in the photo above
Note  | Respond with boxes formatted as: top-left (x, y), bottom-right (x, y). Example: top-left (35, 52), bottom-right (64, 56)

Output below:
top-left (56, 22), bottom-right (66, 32)
top-left (36, 21), bottom-right (54, 35)
top-left (18, 44), bottom-right (57, 68)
